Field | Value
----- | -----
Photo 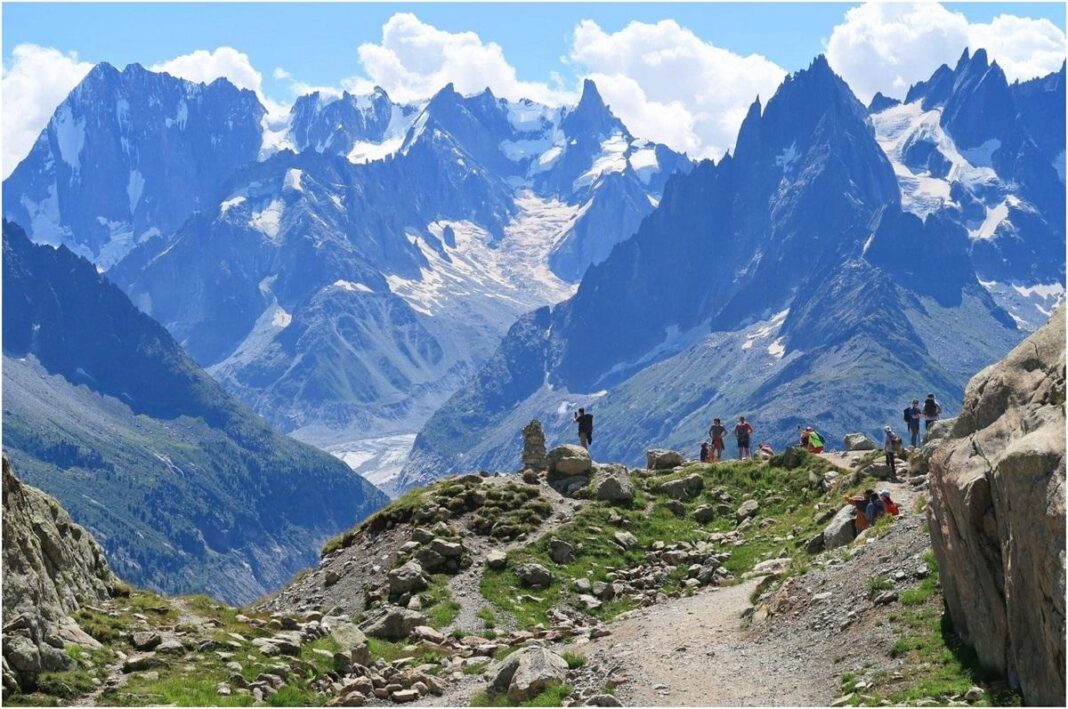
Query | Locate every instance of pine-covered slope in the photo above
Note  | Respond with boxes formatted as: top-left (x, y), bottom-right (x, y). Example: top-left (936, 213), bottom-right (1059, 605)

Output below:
top-left (1, 220), bottom-right (387, 603)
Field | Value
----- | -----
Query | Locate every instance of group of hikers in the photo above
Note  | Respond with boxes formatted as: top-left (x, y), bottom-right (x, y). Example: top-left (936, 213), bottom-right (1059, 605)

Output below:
top-left (571, 393), bottom-right (944, 473)
top-left (846, 488), bottom-right (901, 533)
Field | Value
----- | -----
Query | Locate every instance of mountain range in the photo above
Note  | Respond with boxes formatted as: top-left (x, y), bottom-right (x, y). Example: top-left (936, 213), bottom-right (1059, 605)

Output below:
top-left (2, 220), bottom-right (386, 604)
top-left (3, 50), bottom-right (1064, 507)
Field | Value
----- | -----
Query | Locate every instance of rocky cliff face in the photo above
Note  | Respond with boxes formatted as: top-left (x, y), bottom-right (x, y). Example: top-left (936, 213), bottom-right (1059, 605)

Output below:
top-left (926, 306), bottom-right (1065, 706)
top-left (2, 457), bottom-right (116, 695)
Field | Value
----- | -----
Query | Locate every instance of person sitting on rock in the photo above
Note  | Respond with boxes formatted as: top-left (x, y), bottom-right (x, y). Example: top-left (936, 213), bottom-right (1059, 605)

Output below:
top-left (865, 489), bottom-right (886, 526)
top-left (846, 493), bottom-right (869, 535)
top-left (708, 418), bottom-right (727, 461)
top-left (699, 440), bottom-right (710, 463)
top-left (879, 489), bottom-right (900, 516)
top-left (801, 426), bottom-right (824, 453)
top-left (757, 442), bottom-right (775, 457)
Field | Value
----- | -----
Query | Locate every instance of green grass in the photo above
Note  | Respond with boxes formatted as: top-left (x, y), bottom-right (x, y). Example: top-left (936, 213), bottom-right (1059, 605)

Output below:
top-left (480, 458), bottom-right (841, 629)
top-left (471, 685), bottom-right (572, 707)
top-left (867, 576), bottom-right (893, 595)
top-left (464, 660), bottom-right (491, 675)
top-left (477, 606), bottom-right (498, 629)
top-left (561, 652), bottom-right (586, 669)
top-left (423, 576), bottom-right (462, 628)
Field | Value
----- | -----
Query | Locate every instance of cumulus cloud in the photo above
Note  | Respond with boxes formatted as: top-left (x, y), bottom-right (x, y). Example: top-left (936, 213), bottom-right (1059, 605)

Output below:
top-left (150, 46), bottom-right (263, 93)
top-left (826, 2), bottom-right (1067, 104)
top-left (569, 19), bottom-right (786, 159)
top-left (1, 44), bottom-right (93, 178)
top-left (354, 13), bottom-right (569, 105)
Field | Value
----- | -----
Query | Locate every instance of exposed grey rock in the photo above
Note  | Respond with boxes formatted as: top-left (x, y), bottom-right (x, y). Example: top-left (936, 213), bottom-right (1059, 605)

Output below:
top-left (693, 505), bottom-right (717, 524)
top-left (516, 563), bottom-right (553, 590)
top-left (547, 445), bottom-right (592, 479)
top-left (613, 531), bottom-right (638, 550)
top-left (927, 306), bottom-right (1065, 706)
top-left (388, 561), bottom-right (428, 596)
top-left (486, 550), bottom-right (508, 570)
top-left (735, 499), bottom-right (759, 521)
top-left (843, 433), bottom-right (877, 451)
top-left (549, 538), bottom-right (577, 565)
top-left (822, 505), bottom-right (857, 551)
top-left (360, 608), bottom-right (427, 641)
top-left (488, 645), bottom-right (569, 702)
top-left (656, 474), bottom-right (704, 500)
top-left (589, 465), bottom-right (635, 505)
top-left (646, 449), bottom-right (684, 470)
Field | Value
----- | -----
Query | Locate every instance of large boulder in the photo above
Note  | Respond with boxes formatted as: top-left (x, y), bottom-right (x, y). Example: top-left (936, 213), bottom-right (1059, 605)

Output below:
top-left (646, 449), bottom-right (685, 470)
top-left (387, 561), bottom-right (428, 596)
top-left (359, 608), bottom-right (427, 641)
top-left (515, 563), bottom-right (553, 590)
top-left (488, 646), bottom-right (569, 702)
top-left (588, 465), bottom-right (634, 505)
top-left (547, 445), bottom-right (592, 480)
top-left (843, 433), bottom-right (877, 451)
top-left (822, 505), bottom-right (857, 551)
top-left (656, 473), bottom-right (704, 500)
top-left (927, 307), bottom-right (1065, 706)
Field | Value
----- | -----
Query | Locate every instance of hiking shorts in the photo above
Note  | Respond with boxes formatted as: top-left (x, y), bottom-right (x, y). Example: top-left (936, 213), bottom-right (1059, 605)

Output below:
top-left (737, 437), bottom-right (750, 449)
top-left (579, 431), bottom-right (591, 447)
top-left (711, 438), bottom-right (724, 450)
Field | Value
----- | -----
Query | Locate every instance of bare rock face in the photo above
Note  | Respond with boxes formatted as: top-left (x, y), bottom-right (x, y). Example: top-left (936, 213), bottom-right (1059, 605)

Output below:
top-left (926, 307), bottom-right (1065, 706)
top-left (2, 458), bottom-right (117, 692)
top-left (521, 420), bottom-right (548, 472)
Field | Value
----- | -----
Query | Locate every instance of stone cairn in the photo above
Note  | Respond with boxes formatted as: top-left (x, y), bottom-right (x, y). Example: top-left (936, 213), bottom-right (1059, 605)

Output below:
top-left (521, 419), bottom-right (548, 473)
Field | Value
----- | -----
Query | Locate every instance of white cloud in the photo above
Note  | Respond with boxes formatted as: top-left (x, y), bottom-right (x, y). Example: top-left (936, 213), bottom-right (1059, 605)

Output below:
top-left (353, 12), bottom-right (569, 105)
top-left (826, 2), bottom-right (1066, 104)
top-left (150, 46), bottom-right (263, 93)
top-left (1, 44), bottom-right (93, 179)
top-left (569, 19), bottom-right (786, 159)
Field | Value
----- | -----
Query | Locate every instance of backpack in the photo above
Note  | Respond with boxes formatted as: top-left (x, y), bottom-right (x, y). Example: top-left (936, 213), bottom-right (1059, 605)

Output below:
top-left (902, 407), bottom-right (911, 424)
top-left (809, 431), bottom-right (824, 447)
top-left (923, 399), bottom-right (939, 417)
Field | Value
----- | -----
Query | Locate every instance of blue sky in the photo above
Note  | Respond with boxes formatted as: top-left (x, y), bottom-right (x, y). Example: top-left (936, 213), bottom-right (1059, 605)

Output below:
top-left (2, 2), bottom-right (1065, 175)
top-left (4, 2), bottom-right (1064, 99)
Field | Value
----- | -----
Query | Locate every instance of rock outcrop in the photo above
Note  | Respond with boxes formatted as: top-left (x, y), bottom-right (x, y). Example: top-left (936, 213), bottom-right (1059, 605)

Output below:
top-left (521, 420), bottom-right (548, 472)
top-left (2, 458), bottom-right (117, 693)
top-left (926, 307), bottom-right (1065, 706)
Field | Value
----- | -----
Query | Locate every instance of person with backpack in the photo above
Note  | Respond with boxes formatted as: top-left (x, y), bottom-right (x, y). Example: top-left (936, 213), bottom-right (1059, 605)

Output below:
top-left (923, 394), bottom-right (942, 431)
top-left (574, 408), bottom-right (594, 449)
top-left (699, 440), bottom-right (710, 463)
top-left (903, 399), bottom-right (923, 447)
top-left (879, 489), bottom-right (900, 516)
top-left (865, 489), bottom-right (886, 526)
top-left (800, 426), bottom-right (824, 453)
top-left (708, 418), bottom-right (727, 461)
top-left (734, 416), bottom-right (753, 459)
top-left (882, 425), bottom-right (900, 478)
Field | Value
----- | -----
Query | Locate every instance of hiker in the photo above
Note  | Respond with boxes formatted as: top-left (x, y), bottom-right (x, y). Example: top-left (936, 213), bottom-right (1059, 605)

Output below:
top-left (922, 394), bottom-right (942, 431)
top-left (734, 416), bottom-right (753, 459)
top-left (882, 425), bottom-right (900, 479)
top-left (757, 442), bottom-right (775, 457)
top-left (800, 426), bottom-right (824, 454)
top-left (880, 489), bottom-right (900, 516)
top-left (865, 490), bottom-right (886, 525)
top-left (573, 408), bottom-right (594, 449)
top-left (903, 399), bottom-right (923, 447)
top-left (699, 440), bottom-right (710, 463)
top-left (708, 418), bottom-right (727, 461)
top-left (846, 493), bottom-right (869, 535)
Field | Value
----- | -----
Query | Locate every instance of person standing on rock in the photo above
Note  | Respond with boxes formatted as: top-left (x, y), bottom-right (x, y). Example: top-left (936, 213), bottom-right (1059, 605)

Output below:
top-left (574, 408), bottom-right (594, 450)
top-left (904, 399), bottom-right (923, 448)
top-left (708, 418), bottom-right (727, 461)
top-left (734, 416), bottom-right (753, 459)
top-left (882, 425), bottom-right (899, 479)
top-left (922, 394), bottom-right (942, 432)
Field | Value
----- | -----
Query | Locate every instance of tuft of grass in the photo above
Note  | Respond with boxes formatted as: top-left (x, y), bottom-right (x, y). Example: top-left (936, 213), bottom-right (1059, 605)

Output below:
top-left (477, 606), bottom-right (498, 629)
top-left (471, 685), bottom-right (572, 707)
top-left (868, 575), bottom-right (893, 595)
top-left (561, 652), bottom-right (586, 669)
top-left (423, 577), bottom-right (462, 628)
top-left (464, 660), bottom-right (491, 675)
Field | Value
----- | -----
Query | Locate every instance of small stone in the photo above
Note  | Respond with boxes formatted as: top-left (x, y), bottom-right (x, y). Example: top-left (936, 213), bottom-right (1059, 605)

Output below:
top-left (486, 550), bottom-right (508, 570)
top-left (391, 688), bottom-right (420, 703)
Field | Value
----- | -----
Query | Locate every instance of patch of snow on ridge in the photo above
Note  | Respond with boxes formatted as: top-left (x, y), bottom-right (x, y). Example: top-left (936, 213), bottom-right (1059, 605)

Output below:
top-left (979, 279), bottom-right (1065, 332)
top-left (220, 195), bottom-right (246, 214)
top-left (573, 133), bottom-right (629, 188)
top-left (330, 434), bottom-right (417, 495)
top-left (332, 280), bottom-right (373, 293)
top-left (767, 338), bottom-right (786, 358)
top-left (348, 105), bottom-right (419, 164)
top-left (971, 196), bottom-right (1019, 240)
top-left (629, 146), bottom-right (659, 184)
top-left (775, 142), bottom-right (799, 172)
top-left (1055, 150), bottom-right (1065, 183)
top-left (740, 309), bottom-right (790, 350)
top-left (283, 168), bottom-right (303, 192)
top-left (249, 199), bottom-right (284, 242)
top-left (53, 104), bottom-right (86, 173)
top-left (871, 102), bottom-right (999, 218)
top-left (127, 170), bottom-right (145, 212)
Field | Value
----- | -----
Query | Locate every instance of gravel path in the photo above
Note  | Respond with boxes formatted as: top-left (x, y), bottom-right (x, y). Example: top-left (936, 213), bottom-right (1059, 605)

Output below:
top-left (576, 579), bottom-right (835, 706)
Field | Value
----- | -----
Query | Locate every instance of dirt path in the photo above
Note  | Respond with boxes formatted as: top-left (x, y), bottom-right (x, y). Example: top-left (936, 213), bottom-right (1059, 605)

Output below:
top-left (575, 578), bottom-right (835, 706)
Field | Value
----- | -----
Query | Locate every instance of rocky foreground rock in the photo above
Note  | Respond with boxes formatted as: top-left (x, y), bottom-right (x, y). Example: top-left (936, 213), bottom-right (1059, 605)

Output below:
top-left (927, 306), bottom-right (1065, 706)
top-left (2, 458), bottom-right (117, 695)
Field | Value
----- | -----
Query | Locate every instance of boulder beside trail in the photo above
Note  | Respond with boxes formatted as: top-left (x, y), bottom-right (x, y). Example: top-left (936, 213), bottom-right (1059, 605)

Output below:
top-left (488, 646), bottom-right (569, 702)
top-left (927, 306), bottom-right (1065, 706)
top-left (843, 433), bottom-right (877, 451)
top-left (646, 449), bottom-right (685, 470)
top-left (547, 445), bottom-right (592, 479)
top-left (656, 473), bottom-right (704, 500)
top-left (588, 465), bottom-right (634, 505)
top-left (359, 608), bottom-right (427, 641)
top-left (387, 561), bottom-right (428, 596)
top-left (515, 563), bottom-right (553, 590)
top-left (822, 505), bottom-right (857, 551)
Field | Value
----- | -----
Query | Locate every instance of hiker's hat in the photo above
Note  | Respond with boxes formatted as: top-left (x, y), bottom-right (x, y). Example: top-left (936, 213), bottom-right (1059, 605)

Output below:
top-left (879, 489), bottom-right (891, 497)
top-left (884, 425), bottom-right (892, 431)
